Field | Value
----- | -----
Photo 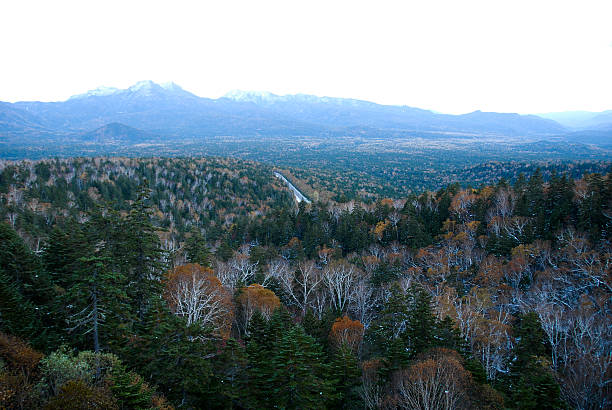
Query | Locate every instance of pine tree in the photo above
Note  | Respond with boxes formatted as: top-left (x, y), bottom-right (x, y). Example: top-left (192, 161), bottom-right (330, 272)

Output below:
top-left (127, 305), bottom-right (214, 407)
top-left (245, 311), bottom-right (274, 409)
top-left (119, 187), bottom-right (166, 323)
top-left (185, 227), bottom-right (211, 268)
top-left (0, 268), bottom-right (40, 339)
top-left (0, 222), bottom-right (54, 348)
top-left (65, 256), bottom-right (127, 356)
top-left (269, 325), bottom-right (335, 409)
top-left (366, 283), bottom-right (411, 369)
top-left (504, 312), bottom-right (565, 409)
top-left (405, 284), bottom-right (436, 357)
top-left (329, 345), bottom-right (362, 409)
top-left (110, 364), bottom-right (153, 410)
top-left (434, 315), bottom-right (468, 356)
top-left (205, 338), bottom-right (247, 409)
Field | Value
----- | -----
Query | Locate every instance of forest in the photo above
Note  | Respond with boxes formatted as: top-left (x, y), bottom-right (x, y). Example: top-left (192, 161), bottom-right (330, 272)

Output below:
top-left (0, 156), bottom-right (610, 409)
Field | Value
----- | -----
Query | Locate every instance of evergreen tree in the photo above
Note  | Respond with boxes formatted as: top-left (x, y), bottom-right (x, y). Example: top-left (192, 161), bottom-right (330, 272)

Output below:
top-left (329, 345), bottom-right (362, 409)
top-left (504, 312), bottom-right (565, 409)
top-left (119, 187), bottom-right (166, 323)
top-left (405, 284), bottom-right (437, 356)
top-left (65, 256), bottom-right (127, 355)
top-left (110, 363), bottom-right (153, 410)
top-left (434, 315), bottom-right (468, 356)
top-left (269, 325), bottom-right (335, 409)
top-left (0, 222), bottom-right (47, 305)
top-left (0, 222), bottom-right (54, 348)
top-left (245, 311), bottom-right (274, 409)
top-left (127, 306), bottom-right (214, 408)
top-left (0, 267), bottom-right (40, 339)
top-left (366, 283), bottom-right (411, 369)
top-left (205, 338), bottom-right (247, 409)
top-left (185, 227), bottom-right (211, 268)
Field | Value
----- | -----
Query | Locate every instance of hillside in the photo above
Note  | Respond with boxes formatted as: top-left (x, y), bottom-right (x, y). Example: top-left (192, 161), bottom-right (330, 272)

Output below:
top-left (0, 157), bottom-right (610, 409)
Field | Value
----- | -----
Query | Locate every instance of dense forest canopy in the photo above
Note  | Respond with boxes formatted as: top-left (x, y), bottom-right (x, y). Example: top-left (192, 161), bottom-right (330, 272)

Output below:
top-left (0, 156), bottom-right (610, 409)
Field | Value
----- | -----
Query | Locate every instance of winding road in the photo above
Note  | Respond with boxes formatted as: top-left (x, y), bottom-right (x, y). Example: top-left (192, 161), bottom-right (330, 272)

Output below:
top-left (274, 171), bottom-right (311, 204)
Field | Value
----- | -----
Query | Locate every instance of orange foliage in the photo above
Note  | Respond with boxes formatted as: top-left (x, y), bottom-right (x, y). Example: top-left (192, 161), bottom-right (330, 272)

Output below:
top-left (0, 332), bottom-right (43, 409)
top-left (380, 198), bottom-right (394, 208)
top-left (0, 332), bottom-right (43, 374)
top-left (373, 221), bottom-right (389, 241)
top-left (238, 284), bottom-right (281, 328)
top-left (329, 316), bottom-right (364, 353)
top-left (164, 264), bottom-right (233, 338)
top-left (475, 255), bottom-right (504, 287)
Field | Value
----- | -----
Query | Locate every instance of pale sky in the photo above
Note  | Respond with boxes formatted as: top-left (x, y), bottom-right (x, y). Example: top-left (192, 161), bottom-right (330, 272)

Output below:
top-left (1, 0), bottom-right (611, 114)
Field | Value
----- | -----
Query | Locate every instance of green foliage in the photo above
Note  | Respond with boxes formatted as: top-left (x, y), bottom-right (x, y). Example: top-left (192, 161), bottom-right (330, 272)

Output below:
top-left (119, 187), bottom-right (166, 323)
top-left (268, 325), bottom-right (336, 409)
top-left (37, 347), bottom-right (94, 398)
top-left (184, 228), bottom-right (211, 267)
top-left (65, 256), bottom-right (128, 352)
top-left (110, 364), bottom-right (153, 410)
top-left (503, 312), bottom-right (565, 409)
top-left (1, 157), bottom-right (610, 409)
top-left (328, 346), bottom-right (362, 409)
top-left (123, 306), bottom-right (214, 408)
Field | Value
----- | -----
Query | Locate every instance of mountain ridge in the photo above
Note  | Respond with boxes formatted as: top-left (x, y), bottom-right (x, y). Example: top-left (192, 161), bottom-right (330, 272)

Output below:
top-left (3, 80), bottom-right (608, 141)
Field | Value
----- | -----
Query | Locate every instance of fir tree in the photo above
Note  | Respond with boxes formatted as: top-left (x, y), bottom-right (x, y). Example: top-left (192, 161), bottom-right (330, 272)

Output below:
top-left (269, 325), bottom-right (335, 409)
top-left (405, 284), bottom-right (436, 356)
top-left (328, 345), bottom-right (362, 409)
top-left (185, 227), bottom-right (211, 268)
top-left (504, 312), bottom-right (565, 409)
top-left (119, 187), bottom-right (166, 323)
top-left (110, 363), bottom-right (153, 410)
top-left (65, 256), bottom-right (127, 356)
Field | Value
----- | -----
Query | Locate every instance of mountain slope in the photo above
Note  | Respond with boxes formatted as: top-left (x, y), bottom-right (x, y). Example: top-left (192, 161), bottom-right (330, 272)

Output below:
top-left (3, 81), bottom-right (568, 138)
top-left (538, 110), bottom-right (612, 130)
top-left (80, 122), bottom-right (159, 144)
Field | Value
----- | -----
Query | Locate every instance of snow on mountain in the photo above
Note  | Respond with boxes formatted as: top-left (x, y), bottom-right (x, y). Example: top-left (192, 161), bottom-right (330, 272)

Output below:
top-left (69, 86), bottom-right (120, 100)
top-left (223, 90), bottom-right (278, 103)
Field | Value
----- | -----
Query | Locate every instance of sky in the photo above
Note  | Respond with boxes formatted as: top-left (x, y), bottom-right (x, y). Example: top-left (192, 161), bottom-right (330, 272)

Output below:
top-left (1, 0), bottom-right (611, 114)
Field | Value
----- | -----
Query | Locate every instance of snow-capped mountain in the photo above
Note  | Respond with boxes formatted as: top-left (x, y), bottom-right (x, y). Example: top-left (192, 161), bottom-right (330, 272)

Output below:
top-left (223, 90), bottom-right (278, 103)
top-left (69, 86), bottom-right (120, 99)
top-left (1, 80), bottom-right (576, 140)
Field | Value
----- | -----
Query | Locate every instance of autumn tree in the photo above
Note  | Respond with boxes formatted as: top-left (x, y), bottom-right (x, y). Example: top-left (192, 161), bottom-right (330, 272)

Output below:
top-left (237, 284), bottom-right (280, 334)
top-left (0, 332), bottom-right (43, 410)
top-left (329, 315), bottom-right (365, 354)
top-left (392, 348), bottom-right (473, 410)
top-left (164, 263), bottom-right (233, 338)
top-left (323, 261), bottom-right (359, 314)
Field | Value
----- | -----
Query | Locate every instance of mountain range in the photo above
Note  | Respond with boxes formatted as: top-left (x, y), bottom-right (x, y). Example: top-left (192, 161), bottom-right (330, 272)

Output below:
top-left (1, 81), bottom-right (611, 144)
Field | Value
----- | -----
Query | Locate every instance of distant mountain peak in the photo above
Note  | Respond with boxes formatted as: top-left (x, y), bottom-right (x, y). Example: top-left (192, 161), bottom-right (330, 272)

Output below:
top-left (81, 122), bottom-right (157, 143)
top-left (127, 80), bottom-right (162, 94)
top-left (68, 81), bottom-right (192, 101)
top-left (160, 81), bottom-right (183, 91)
top-left (69, 86), bottom-right (120, 100)
top-left (223, 90), bottom-right (278, 102)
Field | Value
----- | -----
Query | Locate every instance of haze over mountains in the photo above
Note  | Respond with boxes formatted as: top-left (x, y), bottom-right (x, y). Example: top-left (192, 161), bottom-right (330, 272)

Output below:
top-left (0, 81), bottom-right (610, 146)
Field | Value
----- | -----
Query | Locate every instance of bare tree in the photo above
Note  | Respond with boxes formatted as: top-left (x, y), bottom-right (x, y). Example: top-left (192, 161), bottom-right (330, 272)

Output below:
top-left (323, 261), bottom-right (359, 313)
top-left (164, 264), bottom-right (233, 338)
top-left (393, 349), bottom-right (471, 410)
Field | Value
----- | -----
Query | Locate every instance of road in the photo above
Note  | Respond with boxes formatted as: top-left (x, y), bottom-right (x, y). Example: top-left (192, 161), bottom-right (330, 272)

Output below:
top-left (274, 172), bottom-right (311, 204)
